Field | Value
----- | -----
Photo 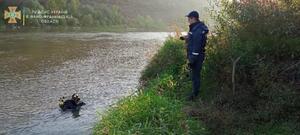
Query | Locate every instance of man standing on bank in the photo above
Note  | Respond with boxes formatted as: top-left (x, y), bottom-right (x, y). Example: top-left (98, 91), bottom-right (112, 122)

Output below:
top-left (181, 11), bottom-right (209, 101)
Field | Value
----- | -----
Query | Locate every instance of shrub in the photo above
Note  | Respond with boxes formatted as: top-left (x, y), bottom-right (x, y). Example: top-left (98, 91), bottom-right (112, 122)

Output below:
top-left (200, 0), bottom-right (300, 133)
top-left (140, 37), bottom-right (186, 85)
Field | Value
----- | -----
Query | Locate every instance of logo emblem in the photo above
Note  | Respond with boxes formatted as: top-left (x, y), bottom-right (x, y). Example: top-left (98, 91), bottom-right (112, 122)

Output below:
top-left (4, 6), bottom-right (21, 24)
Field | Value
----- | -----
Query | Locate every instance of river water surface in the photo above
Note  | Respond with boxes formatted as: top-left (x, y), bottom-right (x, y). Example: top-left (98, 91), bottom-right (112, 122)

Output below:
top-left (0, 32), bottom-right (169, 135)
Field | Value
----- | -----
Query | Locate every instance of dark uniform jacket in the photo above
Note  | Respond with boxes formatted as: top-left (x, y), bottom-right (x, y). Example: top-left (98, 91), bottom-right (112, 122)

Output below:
top-left (187, 21), bottom-right (209, 65)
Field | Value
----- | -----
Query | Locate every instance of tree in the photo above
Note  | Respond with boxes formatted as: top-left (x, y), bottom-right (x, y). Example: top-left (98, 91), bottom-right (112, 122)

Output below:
top-left (67, 0), bottom-right (80, 15)
top-left (81, 14), bottom-right (94, 27)
top-left (0, 0), bottom-right (8, 27)
top-left (23, 0), bottom-right (44, 9)
top-left (47, 0), bottom-right (66, 10)
top-left (67, 17), bottom-right (79, 26)
top-left (59, 18), bottom-right (67, 26)
top-left (23, 7), bottom-right (41, 27)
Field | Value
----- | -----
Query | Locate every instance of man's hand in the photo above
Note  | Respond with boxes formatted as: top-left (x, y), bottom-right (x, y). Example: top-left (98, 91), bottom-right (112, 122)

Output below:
top-left (179, 35), bottom-right (188, 41)
top-left (188, 62), bottom-right (193, 69)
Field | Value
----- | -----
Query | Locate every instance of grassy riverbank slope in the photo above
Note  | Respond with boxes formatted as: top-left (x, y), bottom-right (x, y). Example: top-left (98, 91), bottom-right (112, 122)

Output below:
top-left (93, 38), bottom-right (209, 134)
top-left (94, 0), bottom-right (299, 134)
top-left (93, 35), bottom-right (299, 134)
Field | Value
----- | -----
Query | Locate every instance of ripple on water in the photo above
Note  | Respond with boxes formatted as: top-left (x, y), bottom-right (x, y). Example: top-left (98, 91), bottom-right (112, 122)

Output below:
top-left (0, 32), bottom-right (169, 134)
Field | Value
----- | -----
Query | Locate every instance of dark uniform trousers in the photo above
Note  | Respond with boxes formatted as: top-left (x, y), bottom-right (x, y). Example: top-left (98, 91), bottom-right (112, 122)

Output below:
top-left (191, 54), bottom-right (204, 97)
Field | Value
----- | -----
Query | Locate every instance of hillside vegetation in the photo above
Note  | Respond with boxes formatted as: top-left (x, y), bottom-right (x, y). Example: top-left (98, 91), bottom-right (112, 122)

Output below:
top-left (197, 0), bottom-right (300, 134)
top-left (0, 0), bottom-right (209, 31)
top-left (94, 0), bottom-right (299, 134)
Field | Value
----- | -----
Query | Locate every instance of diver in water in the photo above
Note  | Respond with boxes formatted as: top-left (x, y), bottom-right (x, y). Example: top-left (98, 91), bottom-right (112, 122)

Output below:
top-left (59, 94), bottom-right (86, 111)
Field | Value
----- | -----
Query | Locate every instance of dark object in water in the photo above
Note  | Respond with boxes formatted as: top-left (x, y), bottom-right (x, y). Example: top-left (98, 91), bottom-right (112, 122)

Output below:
top-left (59, 94), bottom-right (86, 111)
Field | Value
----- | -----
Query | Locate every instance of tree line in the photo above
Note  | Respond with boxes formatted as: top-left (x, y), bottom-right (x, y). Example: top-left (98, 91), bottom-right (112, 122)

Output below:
top-left (0, 0), bottom-right (165, 30)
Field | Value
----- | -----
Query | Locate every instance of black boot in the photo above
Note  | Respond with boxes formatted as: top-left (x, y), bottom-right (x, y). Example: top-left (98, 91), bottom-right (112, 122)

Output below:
top-left (186, 93), bottom-right (196, 101)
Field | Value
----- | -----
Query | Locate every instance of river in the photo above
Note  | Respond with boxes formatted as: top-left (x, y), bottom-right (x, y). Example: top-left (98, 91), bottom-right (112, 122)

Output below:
top-left (0, 32), bottom-right (169, 135)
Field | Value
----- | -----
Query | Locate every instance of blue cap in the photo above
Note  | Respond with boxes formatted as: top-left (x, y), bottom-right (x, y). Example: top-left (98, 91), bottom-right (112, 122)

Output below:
top-left (186, 11), bottom-right (199, 18)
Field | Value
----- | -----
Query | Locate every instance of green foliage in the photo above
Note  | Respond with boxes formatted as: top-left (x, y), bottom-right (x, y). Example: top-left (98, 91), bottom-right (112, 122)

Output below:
top-left (94, 38), bottom-right (209, 135)
top-left (47, 0), bottom-right (66, 10)
top-left (22, 7), bottom-right (40, 27)
top-left (140, 38), bottom-right (185, 84)
top-left (253, 121), bottom-right (299, 135)
top-left (23, 0), bottom-right (44, 10)
top-left (94, 92), bottom-right (203, 135)
top-left (81, 14), bottom-right (94, 27)
top-left (0, 19), bottom-right (4, 28)
top-left (131, 15), bottom-right (166, 30)
top-left (0, 0), bottom-right (127, 29)
top-left (1, 0), bottom-right (166, 30)
top-left (0, 1), bottom-right (7, 27)
top-left (199, 0), bottom-right (300, 134)
top-left (67, 0), bottom-right (80, 14)
top-left (66, 17), bottom-right (79, 26)
top-left (76, 4), bottom-right (124, 27)
top-left (0, 24), bottom-right (4, 31)
top-left (58, 18), bottom-right (67, 26)
top-left (92, 4), bottom-right (124, 26)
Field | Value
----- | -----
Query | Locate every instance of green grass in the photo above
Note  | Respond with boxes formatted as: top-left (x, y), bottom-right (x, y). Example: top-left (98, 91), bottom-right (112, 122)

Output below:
top-left (93, 2), bottom-right (300, 131)
top-left (93, 38), bottom-right (209, 135)
top-left (93, 34), bottom-right (299, 134)
top-left (94, 91), bottom-right (208, 135)
top-left (92, 9), bottom-right (299, 135)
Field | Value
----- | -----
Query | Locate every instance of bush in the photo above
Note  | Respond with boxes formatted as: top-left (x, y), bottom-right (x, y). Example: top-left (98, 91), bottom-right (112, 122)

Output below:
top-left (140, 38), bottom-right (185, 85)
top-left (94, 1), bottom-right (300, 134)
top-left (200, 0), bottom-right (300, 133)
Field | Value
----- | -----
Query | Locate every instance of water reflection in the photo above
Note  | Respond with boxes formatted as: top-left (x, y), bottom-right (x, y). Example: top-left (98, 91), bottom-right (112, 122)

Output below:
top-left (71, 107), bottom-right (81, 118)
top-left (0, 32), bottom-right (169, 134)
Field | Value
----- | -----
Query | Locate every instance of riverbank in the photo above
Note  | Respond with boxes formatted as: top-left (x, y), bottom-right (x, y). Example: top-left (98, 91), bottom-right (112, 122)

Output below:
top-left (93, 35), bottom-right (299, 134)
top-left (0, 25), bottom-right (171, 33)
top-left (93, 1), bottom-right (300, 134)
top-left (93, 38), bottom-right (209, 134)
